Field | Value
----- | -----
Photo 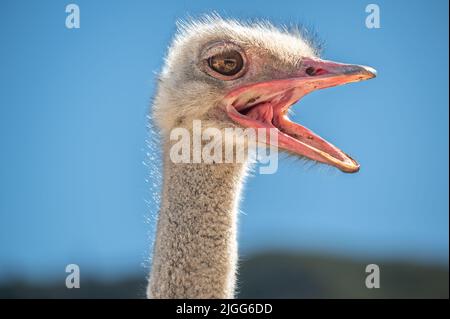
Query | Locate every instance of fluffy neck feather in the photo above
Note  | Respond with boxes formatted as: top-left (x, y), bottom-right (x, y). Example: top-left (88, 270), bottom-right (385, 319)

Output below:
top-left (148, 140), bottom-right (247, 298)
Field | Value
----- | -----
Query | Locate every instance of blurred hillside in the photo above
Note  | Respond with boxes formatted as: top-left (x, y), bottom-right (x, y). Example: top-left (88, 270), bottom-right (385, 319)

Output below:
top-left (1, 252), bottom-right (448, 299)
top-left (238, 253), bottom-right (448, 298)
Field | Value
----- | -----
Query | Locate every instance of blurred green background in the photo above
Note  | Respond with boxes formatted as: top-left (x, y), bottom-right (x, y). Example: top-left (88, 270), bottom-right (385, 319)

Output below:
top-left (1, 253), bottom-right (448, 298)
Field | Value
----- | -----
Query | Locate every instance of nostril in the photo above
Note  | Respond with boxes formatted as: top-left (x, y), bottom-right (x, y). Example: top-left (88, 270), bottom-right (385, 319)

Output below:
top-left (305, 67), bottom-right (316, 76)
top-left (314, 68), bottom-right (327, 76)
top-left (306, 67), bottom-right (327, 76)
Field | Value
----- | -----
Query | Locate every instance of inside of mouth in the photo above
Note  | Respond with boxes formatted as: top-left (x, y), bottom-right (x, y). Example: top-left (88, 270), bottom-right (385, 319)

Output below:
top-left (233, 90), bottom-right (349, 163)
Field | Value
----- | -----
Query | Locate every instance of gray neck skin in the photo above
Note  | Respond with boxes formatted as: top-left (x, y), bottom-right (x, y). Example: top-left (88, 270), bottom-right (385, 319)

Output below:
top-left (148, 142), bottom-right (246, 298)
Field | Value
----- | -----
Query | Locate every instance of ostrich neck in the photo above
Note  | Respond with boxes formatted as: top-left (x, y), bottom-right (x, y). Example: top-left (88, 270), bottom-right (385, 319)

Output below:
top-left (148, 141), bottom-right (247, 298)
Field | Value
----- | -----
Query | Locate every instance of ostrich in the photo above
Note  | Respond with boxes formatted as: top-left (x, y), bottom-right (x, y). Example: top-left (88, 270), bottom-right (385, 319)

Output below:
top-left (148, 16), bottom-right (376, 299)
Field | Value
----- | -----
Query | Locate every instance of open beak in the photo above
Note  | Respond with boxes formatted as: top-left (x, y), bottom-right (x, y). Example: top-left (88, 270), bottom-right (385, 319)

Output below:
top-left (221, 57), bottom-right (377, 173)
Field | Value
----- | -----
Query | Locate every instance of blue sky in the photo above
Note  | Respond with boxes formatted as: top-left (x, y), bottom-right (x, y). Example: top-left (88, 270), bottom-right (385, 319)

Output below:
top-left (0, 0), bottom-right (448, 281)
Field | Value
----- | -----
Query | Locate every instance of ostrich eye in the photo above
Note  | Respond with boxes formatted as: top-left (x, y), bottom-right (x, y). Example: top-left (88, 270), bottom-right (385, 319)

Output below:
top-left (208, 50), bottom-right (244, 76)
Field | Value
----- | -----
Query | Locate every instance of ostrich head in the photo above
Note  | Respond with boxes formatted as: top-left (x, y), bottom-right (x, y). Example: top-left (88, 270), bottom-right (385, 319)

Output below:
top-left (153, 16), bottom-right (376, 172)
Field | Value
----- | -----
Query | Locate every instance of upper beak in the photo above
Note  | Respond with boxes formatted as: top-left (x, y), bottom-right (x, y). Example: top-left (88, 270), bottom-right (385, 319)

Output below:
top-left (299, 57), bottom-right (377, 92)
